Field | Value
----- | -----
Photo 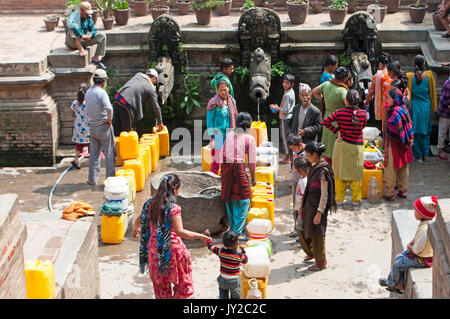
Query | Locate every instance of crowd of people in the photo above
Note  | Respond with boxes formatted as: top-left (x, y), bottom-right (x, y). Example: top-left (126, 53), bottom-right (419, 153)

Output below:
top-left (63, 3), bottom-right (449, 299)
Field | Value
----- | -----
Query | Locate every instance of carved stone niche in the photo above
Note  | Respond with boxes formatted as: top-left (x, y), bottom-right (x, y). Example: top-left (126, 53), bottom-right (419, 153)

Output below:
top-left (342, 11), bottom-right (382, 71)
top-left (238, 8), bottom-right (281, 68)
top-left (149, 14), bottom-right (182, 70)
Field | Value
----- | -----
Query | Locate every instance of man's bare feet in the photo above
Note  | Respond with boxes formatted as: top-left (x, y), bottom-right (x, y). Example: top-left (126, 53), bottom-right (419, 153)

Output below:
top-left (79, 49), bottom-right (87, 57)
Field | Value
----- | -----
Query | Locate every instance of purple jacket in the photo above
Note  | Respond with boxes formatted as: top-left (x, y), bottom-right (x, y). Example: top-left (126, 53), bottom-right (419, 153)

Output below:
top-left (438, 79), bottom-right (450, 118)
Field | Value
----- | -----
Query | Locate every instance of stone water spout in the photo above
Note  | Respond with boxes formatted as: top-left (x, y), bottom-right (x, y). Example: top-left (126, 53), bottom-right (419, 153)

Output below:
top-left (149, 14), bottom-right (181, 105)
top-left (249, 47), bottom-right (271, 104)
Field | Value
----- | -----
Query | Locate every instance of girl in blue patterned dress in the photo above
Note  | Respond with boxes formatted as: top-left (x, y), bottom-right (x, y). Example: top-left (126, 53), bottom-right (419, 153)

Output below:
top-left (71, 83), bottom-right (90, 169)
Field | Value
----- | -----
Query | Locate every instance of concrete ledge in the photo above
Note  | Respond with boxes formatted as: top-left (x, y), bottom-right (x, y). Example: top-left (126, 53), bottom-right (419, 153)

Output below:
top-left (391, 209), bottom-right (432, 299)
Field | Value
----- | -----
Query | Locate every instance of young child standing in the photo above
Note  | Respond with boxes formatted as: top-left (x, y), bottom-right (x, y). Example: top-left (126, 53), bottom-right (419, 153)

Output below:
top-left (379, 196), bottom-right (438, 294)
top-left (71, 83), bottom-right (90, 169)
top-left (270, 74), bottom-right (296, 164)
top-left (204, 230), bottom-right (248, 299)
top-left (292, 157), bottom-right (311, 236)
top-left (287, 134), bottom-right (306, 237)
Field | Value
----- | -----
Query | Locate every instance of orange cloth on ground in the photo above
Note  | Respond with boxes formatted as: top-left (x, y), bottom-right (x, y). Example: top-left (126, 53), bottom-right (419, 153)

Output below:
top-left (62, 201), bottom-right (95, 221)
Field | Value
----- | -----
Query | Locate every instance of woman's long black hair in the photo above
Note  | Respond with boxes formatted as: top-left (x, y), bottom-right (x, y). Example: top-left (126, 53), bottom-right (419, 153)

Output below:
top-left (321, 55), bottom-right (338, 74)
top-left (413, 55), bottom-right (425, 85)
top-left (387, 61), bottom-right (408, 91)
top-left (148, 174), bottom-right (181, 226)
top-left (346, 89), bottom-right (361, 127)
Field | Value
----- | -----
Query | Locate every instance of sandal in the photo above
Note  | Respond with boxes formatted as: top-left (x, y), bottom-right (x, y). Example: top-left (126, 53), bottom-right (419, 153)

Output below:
top-left (303, 255), bottom-right (315, 262)
top-left (385, 286), bottom-right (404, 294)
top-left (397, 191), bottom-right (407, 198)
top-left (71, 160), bottom-right (81, 169)
top-left (307, 262), bottom-right (327, 271)
top-left (438, 153), bottom-right (448, 160)
top-left (442, 33), bottom-right (450, 38)
top-left (383, 195), bottom-right (395, 201)
top-left (288, 230), bottom-right (298, 238)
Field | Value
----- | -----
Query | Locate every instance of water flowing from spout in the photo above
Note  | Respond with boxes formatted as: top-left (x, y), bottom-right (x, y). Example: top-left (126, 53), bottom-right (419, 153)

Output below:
top-left (257, 97), bottom-right (261, 121)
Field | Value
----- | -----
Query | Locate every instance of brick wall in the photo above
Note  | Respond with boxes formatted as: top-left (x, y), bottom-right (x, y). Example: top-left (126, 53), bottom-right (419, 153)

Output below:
top-left (0, 0), bottom-right (418, 14)
top-left (0, 194), bottom-right (28, 299)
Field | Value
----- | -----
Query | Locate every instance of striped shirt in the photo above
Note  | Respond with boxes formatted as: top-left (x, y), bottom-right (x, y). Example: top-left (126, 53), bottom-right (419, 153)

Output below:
top-left (207, 238), bottom-right (248, 277)
top-left (322, 107), bottom-right (367, 145)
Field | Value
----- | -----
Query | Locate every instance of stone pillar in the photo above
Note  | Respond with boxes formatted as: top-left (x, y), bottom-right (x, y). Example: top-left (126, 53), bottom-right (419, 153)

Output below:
top-left (0, 194), bottom-right (28, 299)
top-left (0, 62), bottom-right (59, 166)
top-left (428, 198), bottom-right (450, 298)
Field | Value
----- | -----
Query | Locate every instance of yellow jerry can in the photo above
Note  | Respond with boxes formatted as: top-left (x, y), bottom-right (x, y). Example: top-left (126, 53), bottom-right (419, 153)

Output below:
top-left (153, 125), bottom-right (170, 157)
top-left (202, 145), bottom-right (212, 172)
top-left (137, 151), bottom-right (149, 179)
top-left (101, 213), bottom-right (127, 244)
top-left (138, 144), bottom-right (152, 178)
top-left (25, 260), bottom-right (56, 299)
top-left (241, 272), bottom-right (268, 299)
top-left (246, 207), bottom-right (270, 225)
top-left (362, 169), bottom-right (383, 199)
top-left (251, 196), bottom-right (275, 229)
top-left (123, 158), bottom-right (145, 192)
top-left (255, 167), bottom-right (274, 185)
top-left (115, 169), bottom-right (136, 202)
top-left (140, 139), bottom-right (158, 172)
top-left (249, 121), bottom-right (268, 147)
top-left (119, 131), bottom-right (139, 160)
top-left (114, 137), bottom-right (124, 167)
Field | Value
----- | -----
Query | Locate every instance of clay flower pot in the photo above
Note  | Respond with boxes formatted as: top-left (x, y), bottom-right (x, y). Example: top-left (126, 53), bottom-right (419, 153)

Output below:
top-left (347, 0), bottom-right (356, 13)
top-left (132, 0), bottom-right (150, 16)
top-left (151, 5), bottom-right (170, 20)
top-left (263, 1), bottom-right (276, 9)
top-left (310, 0), bottom-right (324, 13)
top-left (43, 17), bottom-right (58, 31)
top-left (384, 0), bottom-right (401, 13)
top-left (102, 17), bottom-right (115, 30)
top-left (427, 0), bottom-right (440, 13)
top-left (217, 0), bottom-right (232, 15)
top-left (432, 11), bottom-right (446, 30)
top-left (195, 8), bottom-right (212, 25)
top-left (329, 6), bottom-right (347, 24)
top-left (113, 8), bottom-right (131, 26)
top-left (287, 0), bottom-right (309, 25)
top-left (46, 14), bottom-right (60, 27)
top-left (408, 4), bottom-right (428, 23)
top-left (367, 4), bottom-right (387, 23)
top-left (176, 1), bottom-right (191, 15)
top-left (92, 8), bottom-right (100, 24)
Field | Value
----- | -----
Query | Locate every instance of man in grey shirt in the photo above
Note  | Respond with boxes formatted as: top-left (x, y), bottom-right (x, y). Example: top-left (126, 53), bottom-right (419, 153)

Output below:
top-left (113, 69), bottom-right (163, 134)
top-left (270, 74), bottom-right (296, 163)
top-left (85, 69), bottom-right (116, 185)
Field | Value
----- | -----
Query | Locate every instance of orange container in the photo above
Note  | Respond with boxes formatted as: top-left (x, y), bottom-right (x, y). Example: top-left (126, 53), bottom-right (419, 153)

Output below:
top-left (119, 131), bottom-right (139, 160)
top-left (153, 125), bottom-right (170, 157)
top-left (362, 168), bottom-right (383, 199)
top-left (123, 158), bottom-right (145, 192)
top-left (114, 137), bottom-right (124, 167)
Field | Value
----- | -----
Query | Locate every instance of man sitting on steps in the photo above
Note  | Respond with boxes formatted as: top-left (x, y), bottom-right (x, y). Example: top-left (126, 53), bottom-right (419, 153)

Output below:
top-left (65, 2), bottom-right (107, 70)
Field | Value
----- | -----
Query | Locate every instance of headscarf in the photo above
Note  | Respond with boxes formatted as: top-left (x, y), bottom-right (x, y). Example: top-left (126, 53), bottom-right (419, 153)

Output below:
top-left (139, 196), bottom-right (173, 275)
top-left (206, 93), bottom-right (238, 129)
top-left (386, 89), bottom-right (414, 145)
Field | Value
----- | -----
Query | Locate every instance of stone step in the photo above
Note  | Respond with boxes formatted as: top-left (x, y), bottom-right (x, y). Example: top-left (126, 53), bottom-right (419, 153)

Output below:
top-left (47, 46), bottom-right (96, 68)
top-left (0, 59), bottom-right (48, 77)
top-left (428, 31), bottom-right (450, 62)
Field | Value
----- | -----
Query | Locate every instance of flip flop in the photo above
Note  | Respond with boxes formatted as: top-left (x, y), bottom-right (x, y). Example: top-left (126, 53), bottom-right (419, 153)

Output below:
top-left (307, 262), bottom-right (327, 271)
top-left (397, 191), bottom-right (407, 198)
top-left (385, 286), bottom-right (404, 294)
top-left (303, 255), bottom-right (315, 262)
top-left (442, 33), bottom-right (450, 38)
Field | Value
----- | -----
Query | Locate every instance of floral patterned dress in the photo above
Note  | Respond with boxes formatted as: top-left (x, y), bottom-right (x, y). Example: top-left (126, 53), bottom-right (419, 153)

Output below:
top-left (140, 199), bottom-right (194, 299)
top-left (71, 100), bottom-right (90, 144)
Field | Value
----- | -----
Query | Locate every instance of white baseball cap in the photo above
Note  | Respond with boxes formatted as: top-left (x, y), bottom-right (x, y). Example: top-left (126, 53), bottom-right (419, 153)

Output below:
top-left (93, 69), bottom-right (109, 80)
top-left (80, 2), bottom-right (93, 15)
top-left (146, 69), bottom-right (159, 80)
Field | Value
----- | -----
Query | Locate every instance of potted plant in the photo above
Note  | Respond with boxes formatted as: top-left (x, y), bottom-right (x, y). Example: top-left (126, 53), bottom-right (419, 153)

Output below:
top-left (177, 0), bottom-right (192, 15)
top-left (408, 0), bottom-right (428, 23)
top-left (240, 0), bottom-right (255, 13)
top-left (113, 0), bottom-right (131, 25)
top-left (92, 7), bottom-right (100, 24)
top-left (217, 0), bottom-right (232, 15)
top-left (432, 10), bottom-right (446, 30)
top-left (132, 0), bottom-right (150, 16)
top-left (347, 0), bottom-right (356, 13)
top-left (287, 0), bottom-right (309, 25)
top-left (384, 0), bottom-right (401, 13)
top-left (150, 0), bottom-right (170, 20)
top-left (329, 0), bottom-right (347, 24)
top-left (44, 16), bottom-right (59, 31)
top-left (263, 0), bottom-right (276, 9)
top-left (310, 0), bottom-right (324, 13)
top-left (96, 0), bottom-right (115, 29)
top-left (367, 2), bottom-right (387, 23)
top-left (192, 0), bottom-right (223, 25)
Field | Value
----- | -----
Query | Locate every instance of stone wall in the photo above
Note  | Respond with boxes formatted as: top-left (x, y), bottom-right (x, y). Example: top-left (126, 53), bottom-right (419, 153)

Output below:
top-left (428, 198), bottom-right (450, 298)
top-left (0, 194), bottom-right (28, 299)
top-left (0, 0), bottom-right (419, 14)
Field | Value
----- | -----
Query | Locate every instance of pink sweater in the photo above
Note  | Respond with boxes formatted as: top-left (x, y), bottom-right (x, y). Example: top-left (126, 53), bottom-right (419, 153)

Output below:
top-left (222, 131), bottom-right (257, 171)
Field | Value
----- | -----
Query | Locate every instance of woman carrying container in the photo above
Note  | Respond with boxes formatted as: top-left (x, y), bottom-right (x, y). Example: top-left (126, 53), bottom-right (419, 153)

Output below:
top-left (221, 112), bottom-right (257, 239)
top-left (312, 67), bottom-right (350, 166)
top-left (132, 174), bottom-right (210, 299)
top-left (206, 79), bottom-right (239, 175)
top-left (383, 88), bottom-right (414, 201)
top-left (406, 55), bottom-right (438, 163)
top-left (298, 141), bottom-right (336, 271)
top-left (322, 89), bottom-right (367, 206)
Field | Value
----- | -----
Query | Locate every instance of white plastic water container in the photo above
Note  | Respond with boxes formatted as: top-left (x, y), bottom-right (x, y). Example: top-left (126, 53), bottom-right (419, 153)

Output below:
top-left (104, 176), bottom-right (129, 211)
top-left (246, 218), bottom-right (272, 237)
top-left (256, 142), bottom-right (279, 179)
top-left (363, 127), bottom-right (381, 141)
top-left (244, 246), bottom-right (271, 278)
